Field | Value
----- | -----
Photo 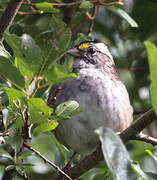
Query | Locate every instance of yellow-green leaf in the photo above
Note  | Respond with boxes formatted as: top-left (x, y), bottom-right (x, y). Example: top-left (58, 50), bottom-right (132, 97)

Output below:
top-left (144, 41), bottom-right (157, 114)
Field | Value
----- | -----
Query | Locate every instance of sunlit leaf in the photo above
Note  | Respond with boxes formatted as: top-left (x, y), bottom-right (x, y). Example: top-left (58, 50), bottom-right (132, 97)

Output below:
top-left (144, 41), bottom-right (157, 114)
top-left (28, 98), bottom-right (53, 115)
top-left (4, 87), bottom-right (26, 102)
top-left (95, 127), bottom-right (132, 180)
top-left (33, 121), bottom-right (58, 135)
top-left (29, 109), bottom-right (48, 123)
top-left (145, 149), bottom-right (157, 162)
top-left (35, 2), bottom-right (59, 13)
top-left (55, 100), bottom-right (79, 116)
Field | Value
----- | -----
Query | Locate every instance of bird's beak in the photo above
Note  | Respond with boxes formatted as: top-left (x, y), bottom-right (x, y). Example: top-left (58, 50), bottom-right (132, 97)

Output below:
top-left (67, 48), bottom-right (81, 57)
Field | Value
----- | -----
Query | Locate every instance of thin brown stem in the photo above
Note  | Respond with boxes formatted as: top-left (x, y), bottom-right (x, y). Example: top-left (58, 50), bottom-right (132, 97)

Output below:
top-left (23, 142), bottom-right (73, 180)
top-left (22, 0), bottom-right (121, 8)
top-left (134, 132), bottom-right (157, 146)
top-left (87, 6), bottom-right (98, 34)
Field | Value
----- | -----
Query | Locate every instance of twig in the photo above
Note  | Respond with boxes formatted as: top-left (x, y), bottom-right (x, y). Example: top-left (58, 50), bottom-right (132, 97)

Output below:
top-left (22, 0), bottom-right (121, 8)
top-left (120, 108), bottom-right (157, 142)
top-left (87, 6), bottom-right (98, 34)
top-left (0, 0), bottom-right (23, 42)
top-left (0, 132), bottom-right (9, 136)
top-left (23, 142), bottom-right (73, 180)
top-left (134, 132), bottom-right (157, 146)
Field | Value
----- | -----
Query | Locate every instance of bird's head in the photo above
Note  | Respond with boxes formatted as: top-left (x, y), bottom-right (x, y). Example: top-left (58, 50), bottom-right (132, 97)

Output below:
top-left (67, 40), bottom-right (115, 70)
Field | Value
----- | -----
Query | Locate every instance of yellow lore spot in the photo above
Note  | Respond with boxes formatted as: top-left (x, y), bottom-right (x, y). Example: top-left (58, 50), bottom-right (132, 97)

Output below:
top-left (79, 43), bottom-right (90, 49)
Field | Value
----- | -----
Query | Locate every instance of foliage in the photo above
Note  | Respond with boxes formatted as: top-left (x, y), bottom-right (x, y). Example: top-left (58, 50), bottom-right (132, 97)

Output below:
top-left (0, 0), bottom-right (157, 179)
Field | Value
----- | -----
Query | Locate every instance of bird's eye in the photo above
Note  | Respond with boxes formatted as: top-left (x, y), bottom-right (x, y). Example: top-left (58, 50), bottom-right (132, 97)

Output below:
top-left (88, 48), bottom-right (96, 55)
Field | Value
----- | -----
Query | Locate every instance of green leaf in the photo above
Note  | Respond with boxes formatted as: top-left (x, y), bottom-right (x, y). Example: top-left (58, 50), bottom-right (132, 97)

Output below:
top-left (95, 127), bottom-right (131, 180)
top-left (5, 165), bottom-right (15, 171)
top-left (111, 7), bottom-right (138, 28)
top-left (145, 149), bottom-right (157, 162)
top-left (35, 2), bottom-right (59, 13)
top-left (144, 41), bottom-right (157, 114)
top-left (29, 109), bottom-right (48, 123)
top-left (33, 121), bottom-right (58, 135)
top-left (5, 33), bottom-right (43, 75)
top-left (0, 43), bottom-right (11, 58)
top-left (79, 1), bottom-right (93, 9)
top-left (0, 148), bottom-right (13, 160)
top-left (45, 63), bottom-right (77, 84)
top-left (55, 100), bottom-right (79, 116)
top-left (18, 150), bottom-right (33, 160)
top-left (28, 98), bottom-right (53, 115)
top-left (5, 34), bottom-right (33, 81)
top-left (4, 33), bottom-right (24, 60)
top-left (21, 34), bottom-right (43, 73)
top-left (131, 162), bottom-right (151, 180)
top-left (37, 16), bottom-right (71, 75)
top-left (8, 128), bottom-right (23, 153)
top-left (0, 56), bottom-right (25, 89)
top-left (4, 88), bottom-right (26, 102)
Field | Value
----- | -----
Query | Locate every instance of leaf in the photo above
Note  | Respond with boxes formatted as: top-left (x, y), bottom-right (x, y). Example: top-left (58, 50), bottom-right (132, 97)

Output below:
top-left (111, 7), bottom-right (138, 28)
top-left (21, 34), bottom-right (43, 73)
top-left (5, 34), bottom-right (33, 81)
top-left (144, 41), bottom-right (157, 114)
top-left (5, 165), bottom-right (15, 171)
top-left (0, 43), bottom-right (11, 58)
top-left (37, 16), bottom-right (72, 75)
top-left (0, 148), bottom-right (13, 160)
top-left (28, 98), bottom-right (53, 115)
top-left (35, 2), bottom-right (59, 13)
top-left (55, 100), bottom-right (79, 116)
top-left (0, 56), bottom-right (25, 89)
top-left (18, 150), bottom-right (33, 160)
top-left (33, 121), bottom-right (58, 135)
top-left (8, 128), bottom-right (23, 153)
top-left (45, 63), bottom-right (77, 84)
top-left (5, 33), bottom-right (43, 75)
top-left (95, 127), bottom-right (132, 180)
top-left (145, 149), bottom-right (157, 162)
top-left (131, 162), bottom-right (151, 180)
top-left (29, 109), bottom-right (48, 123)
top-left (79, 1), bottom-right (93, 9)
top-left (4, 88), bottom-right (26, 102)
top-left (4, 33), bottom-right (24, 59)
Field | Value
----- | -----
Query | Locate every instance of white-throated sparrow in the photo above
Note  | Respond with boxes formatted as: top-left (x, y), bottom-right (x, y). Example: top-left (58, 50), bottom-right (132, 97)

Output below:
top-left (47, 40), bottom-right (133, 155)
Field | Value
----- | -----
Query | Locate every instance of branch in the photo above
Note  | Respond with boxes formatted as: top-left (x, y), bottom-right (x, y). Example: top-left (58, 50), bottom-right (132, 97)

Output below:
top-left (134, 132), bottom-right (157, 146)
top-left (22, 0), bottom-right (122, 8)
top-left (120, 108), bottom-right (157, 142)
top-left (23, 142), bottom-right (73, 180)
top-left (0, 0), bottom-right (23, 42)
top-left (87, 6), bottom-right (98, 34)
top-left (57, 109), bottom-right (157, 179)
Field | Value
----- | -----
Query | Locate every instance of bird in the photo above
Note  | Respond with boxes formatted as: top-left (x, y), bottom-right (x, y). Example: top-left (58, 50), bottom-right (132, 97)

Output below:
top-left (47, 40), bottom-right (133, 155)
